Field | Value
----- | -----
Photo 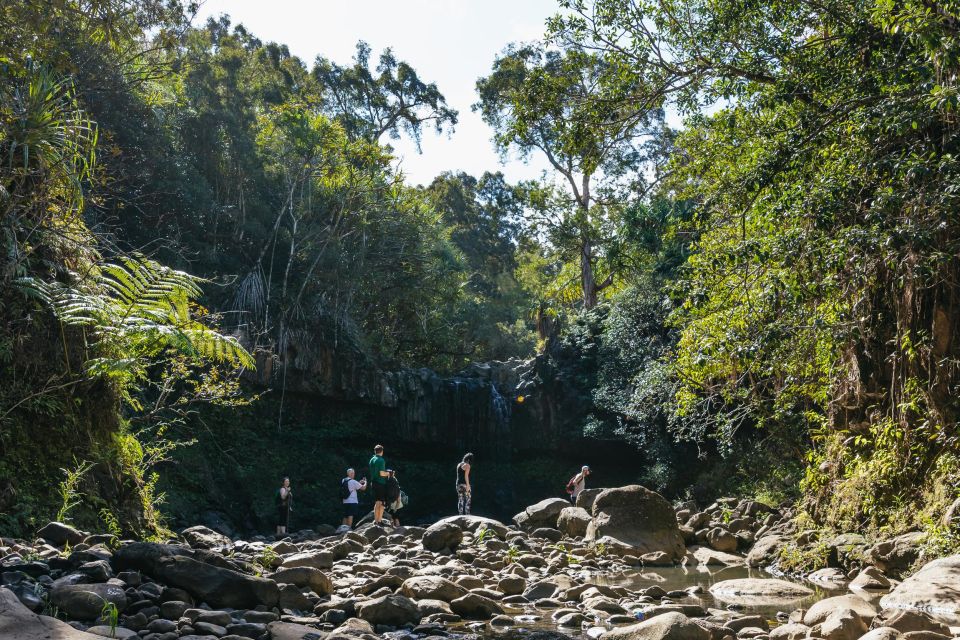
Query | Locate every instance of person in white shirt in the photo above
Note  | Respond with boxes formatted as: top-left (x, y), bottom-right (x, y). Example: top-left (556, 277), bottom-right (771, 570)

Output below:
top-left (341, 468), bottom-right (367, 528)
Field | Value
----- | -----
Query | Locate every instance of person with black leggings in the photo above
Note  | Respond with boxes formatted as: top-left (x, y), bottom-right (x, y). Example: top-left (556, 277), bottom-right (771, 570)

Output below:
top-left (456, 453), bottom-right (472, 515)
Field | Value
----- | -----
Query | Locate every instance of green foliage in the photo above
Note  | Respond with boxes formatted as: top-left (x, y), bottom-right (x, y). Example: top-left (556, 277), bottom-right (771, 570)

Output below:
top-left (56, 460), bottom-right (93, 523)
top-left (99, 601), bottom-right (119, 638)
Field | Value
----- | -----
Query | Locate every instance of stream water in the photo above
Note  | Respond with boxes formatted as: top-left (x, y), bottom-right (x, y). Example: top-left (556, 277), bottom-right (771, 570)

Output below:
top-left (460, 566), bottom-right (883, 638)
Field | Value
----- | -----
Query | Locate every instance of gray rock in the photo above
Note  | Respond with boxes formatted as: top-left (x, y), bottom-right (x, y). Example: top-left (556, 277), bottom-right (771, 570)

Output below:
top-left (816, 608), bottom-right (868, 640)
top-left (400, 576), bottom-right (467, 602)
top-left (576, 488), bottom-right (605, 512)
top-left (513, 498), bottom-right (571, 531)
top-left (872, 609), bottom-right (951, 634)
top-left (37, 522), bottom-right (85, 546)
top-left (746, 535), bottom-right (786, 568)
top-left (557, 507), bottom-right (592, 538)
top-left (880, 554), bottom-right (960, 622)
top-left (356, 594), bottom-right (421, 626)
top-left (600, 611), bottom-right (712, 640)
top-left (422, 522), bottom-right (463, 552)
top-left (869, 533), bottom-right (923, 577)
top-left (113, 542), bottom-right (278, 609)
top-left (271, 566), bottom-right (333, 595)
top-left (850, 566), bottom-right (891, 591)
top-left (87, 626), bottom-right (138, 639)
top-left (450, 592), bottom-right (504, 619)
top-left (0, 587), bottom-right (102, 640)
top-left (803, 595), bottom-right (877, 626)
top-left (585, 485), bottom-right (686, 562)
top-left (281, 551), bottom-right (334, 570)
top-left (181, 525), bottom-right (231, 549)
top-left (50, 582), bottom-right (128, 620)
top-left (268, 620), bottom-right (328, 640)
top-left (706, 528), bottom-right (738, 553)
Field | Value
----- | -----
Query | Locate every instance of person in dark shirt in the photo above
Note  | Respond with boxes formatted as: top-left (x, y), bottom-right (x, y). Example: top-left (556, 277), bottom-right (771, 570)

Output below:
top-left (368, 444), bottom-right (389, 525)
top-left (276, 476), bottom-right (292, 536)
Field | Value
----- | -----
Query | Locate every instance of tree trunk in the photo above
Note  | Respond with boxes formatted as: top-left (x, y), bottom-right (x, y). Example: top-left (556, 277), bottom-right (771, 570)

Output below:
top-left (582, 237), bottom-right (597, 309)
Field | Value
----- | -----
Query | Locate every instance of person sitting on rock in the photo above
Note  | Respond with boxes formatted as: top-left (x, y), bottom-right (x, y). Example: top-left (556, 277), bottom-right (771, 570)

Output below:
top-left (456, 452), bottom-right (473, 515)
top-left (276, 476), bottom-right (292, 536)
top-left (566, 465), bottom-right (590, 504)
top-left (340, 468), bottom-right (366, 529)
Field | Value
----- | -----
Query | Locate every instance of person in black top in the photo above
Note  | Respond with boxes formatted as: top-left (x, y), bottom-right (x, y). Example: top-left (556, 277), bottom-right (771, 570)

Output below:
top-left (456, 453), bottom-right (473, 515)
top-left (276, 476), bottom-right (292, 536)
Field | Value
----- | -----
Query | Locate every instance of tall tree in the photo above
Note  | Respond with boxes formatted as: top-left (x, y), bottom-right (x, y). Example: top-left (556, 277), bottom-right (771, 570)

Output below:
top-left (475, 44), bottom-right (661, 308)
top-left (314, 41), bottom-right (458, 148)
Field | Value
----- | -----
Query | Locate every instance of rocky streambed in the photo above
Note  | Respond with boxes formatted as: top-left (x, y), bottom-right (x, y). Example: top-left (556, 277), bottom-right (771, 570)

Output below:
top-left (2, 485), bottom-right (959, 640)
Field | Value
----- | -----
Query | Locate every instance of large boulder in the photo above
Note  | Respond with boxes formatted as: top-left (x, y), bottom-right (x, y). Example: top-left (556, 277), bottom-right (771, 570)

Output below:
top-left (869, 533), bottom-right (924, 577)
top-left (449, 592), bottom-right (504, 619)
top-left (422, 521), bottom-right (463, 552)
top-left (0, 587), bottom-right (103, 640)
top-left (37, 521), bottom-right (85, 546)
top-left (815, 608), bottom-right (868, 640)
top-left (804, 595), bottom-right (877, 626)
top-left (513, 498), bottom-right (571, 531)
top-left (557, 507), bottom-right (592, 538)
top-left (113, 542), bottom-right (278, 608)
top-left (181, 525), bottom-right (230, 549)
top-left (269, 620), bottom-right (333, 640)
top-left (575, 488), bottom-right (605, 512)
top-left (400, 576), bottom-right (467, 602)
top-left (880, 554), bottom-right (960, 623)
top-left (600, 611), bottom-right (711, 640)
top-left (746, 535), bottom-right (786, 568)
top-left (431, 515), bottom-right (509, 539)
top-left (355, 594), bottom-right (420, 626)
top-left (585, 485), bottom-right (685, 561)
top-left (281, 551), bottom-right (334, 570)
top-left (710, 578), bottom-right (813, 600)
top-left (270, 567), bottom-right (333, 595)
top-left (50, 583), bottom-right (128, 620)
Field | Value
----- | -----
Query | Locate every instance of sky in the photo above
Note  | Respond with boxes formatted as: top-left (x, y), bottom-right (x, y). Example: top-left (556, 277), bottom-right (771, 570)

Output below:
top-left (194, 0), bottom-right (560, 187)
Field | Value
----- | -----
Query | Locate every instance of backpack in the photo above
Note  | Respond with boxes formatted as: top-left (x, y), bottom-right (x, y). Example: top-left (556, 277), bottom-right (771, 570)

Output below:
top-left (339, 478), bottom-right (352, 501)
top-left (386, 477), bottom-right (401, 502)
top-left (565, 474), bottom-right (579, 495)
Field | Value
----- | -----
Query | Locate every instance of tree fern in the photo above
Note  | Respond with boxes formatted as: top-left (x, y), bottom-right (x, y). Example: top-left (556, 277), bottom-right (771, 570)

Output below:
top-left (18, 257), bottom-right (254, 400)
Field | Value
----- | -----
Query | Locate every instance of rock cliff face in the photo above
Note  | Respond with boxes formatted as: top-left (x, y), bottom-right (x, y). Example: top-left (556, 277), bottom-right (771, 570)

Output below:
top-left (251, 345), bottom-right (530, 459)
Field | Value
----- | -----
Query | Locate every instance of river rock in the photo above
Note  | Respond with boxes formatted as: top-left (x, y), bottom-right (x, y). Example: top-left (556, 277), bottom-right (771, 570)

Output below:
top-left (400, 576), bottom-right (467, 601)
top-left (850, 566), bottom-right (891, 591)
top-left (705, 528), bottom-right (737, 553)
top-left (869, 533), bottom-right (923, 577)
top-left (181, 525), bottom-right (231, 549)
top-left (422, 521), bottom-right (463, 552)
top-left (873, 609), bottom-right (952, 635)
top-left (576, 488), bottom-right (605, 511)
top-left (601, 611), bottom-right (711, 640)
top-left (269, 619), bottom-right (333, 640)
top-left (0, 587), bottom-right (103, 639)
top-left (498, 576), bottom-right (526, 595)
top-left (585, 485), bottom-right (686, 561)
top-left (432, 515), bottom-right (509, 538)
top-left (87, 625), bottom-right (137, 639)
top-left (557, 507), bottom-right (592, 537)
top-left (356, 593), bottom-right (420, 626)
top-left (514, 498), bottom-right (571, 530)
top-left (769, 623), bottom-right (811, 640)
top-left (816, 608), bottom-right (868, 640)
top-left (859, 630), bottom-right (903, 640)
top-left (50, 582), bottom-right (128, 619)
top-left (746, 535), bottom-right (786, 568)
top-left (690, 546), bottom-right (746, 567)
top-left (881, 554), bottom-right (960, 622)
top-left (450, 592), bottom-right (504, 618)
top-left (804, 595), bottom-right (877, 626)
top-left (281, 550), bottom-right (334, 570)
top-left (710, 578), bottom-right (812, 600)
top-left (113, 542), bottom-right (279, 608)
top-left (37, 522), bottom-right (85, 546)
top-left (271, 566), bottom-right (333, 595)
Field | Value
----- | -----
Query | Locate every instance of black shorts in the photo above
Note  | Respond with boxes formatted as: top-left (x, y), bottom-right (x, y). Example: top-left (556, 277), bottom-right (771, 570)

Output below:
top-left (342, 502), bottom-right (359, 518)
top-left (373, 482), bottom-right (388, 503)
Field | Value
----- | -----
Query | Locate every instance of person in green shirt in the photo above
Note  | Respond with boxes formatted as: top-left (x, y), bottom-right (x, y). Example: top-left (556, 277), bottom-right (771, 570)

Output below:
top-left (368, 444), bottom-right (390, 525)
